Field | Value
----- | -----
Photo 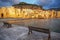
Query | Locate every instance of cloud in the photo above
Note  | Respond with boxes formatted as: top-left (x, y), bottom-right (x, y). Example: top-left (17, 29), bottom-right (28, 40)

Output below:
top-left (12, 0), bottom-right (20, 4)
top-left (45, 0), bottom-right (60, 8)
top-left (36, 0), bottom-right (60, 9)
top-left (37, 0), bottom-right (53, 6)
top-left (0, 0), bottom-right (20, 4)
top-left (0, 0), bottom-right (20, 7)
top-left (0, 0), bottom-right (11, 2)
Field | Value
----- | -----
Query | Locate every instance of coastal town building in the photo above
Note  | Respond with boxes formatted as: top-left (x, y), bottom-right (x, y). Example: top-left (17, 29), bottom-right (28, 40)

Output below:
top-left (0, 4), bottom-right (60, 18)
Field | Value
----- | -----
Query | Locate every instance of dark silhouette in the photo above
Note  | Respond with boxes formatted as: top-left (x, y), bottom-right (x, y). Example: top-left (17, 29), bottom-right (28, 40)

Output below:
top-left (28, 26), bottom-right (51, 40)
top-left (1, 13), bottom-right (3, 18)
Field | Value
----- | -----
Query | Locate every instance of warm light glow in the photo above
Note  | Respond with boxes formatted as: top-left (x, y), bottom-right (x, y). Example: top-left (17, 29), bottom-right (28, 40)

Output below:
top-left (0, 6), bottom-right (60, 18)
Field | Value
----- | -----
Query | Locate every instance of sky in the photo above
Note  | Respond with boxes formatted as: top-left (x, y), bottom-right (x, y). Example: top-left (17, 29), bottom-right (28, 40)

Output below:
top-left (0, 0), bottom-right (60, 9)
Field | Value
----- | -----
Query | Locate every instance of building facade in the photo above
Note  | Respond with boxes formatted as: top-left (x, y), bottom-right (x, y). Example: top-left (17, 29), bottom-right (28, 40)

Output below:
top-left (0, 5), bottom-right (60, 18)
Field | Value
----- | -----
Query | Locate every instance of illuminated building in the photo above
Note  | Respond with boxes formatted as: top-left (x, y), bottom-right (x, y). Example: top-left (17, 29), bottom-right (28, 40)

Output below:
top-left (0, 4), bottom-right (60, 19)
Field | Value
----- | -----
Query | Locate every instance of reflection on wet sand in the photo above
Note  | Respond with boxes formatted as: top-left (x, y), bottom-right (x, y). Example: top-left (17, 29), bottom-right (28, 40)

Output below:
top-left (2, 18), bottom-right (60, 33)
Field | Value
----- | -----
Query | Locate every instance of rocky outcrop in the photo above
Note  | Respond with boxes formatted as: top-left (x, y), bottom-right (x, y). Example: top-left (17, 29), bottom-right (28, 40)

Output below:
top-left (0, 4), bottom-right (60, 18)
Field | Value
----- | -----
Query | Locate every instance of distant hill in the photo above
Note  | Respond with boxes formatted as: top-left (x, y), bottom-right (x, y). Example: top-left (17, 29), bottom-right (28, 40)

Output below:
top-left (13, 2), bottom-right (60, 11)
top-left (14, 2), bottom-right (29, 5)
top-left (13, 2), bottom-right (42, 8)
top-left (48, 8), bottom-right (60, 11)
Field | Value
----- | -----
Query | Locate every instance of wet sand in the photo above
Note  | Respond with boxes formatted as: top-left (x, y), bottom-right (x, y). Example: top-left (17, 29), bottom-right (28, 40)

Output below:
top-left (0, 24), bottom-right (60, 40)
top-left (0, 18), bottom-right (60, 40)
